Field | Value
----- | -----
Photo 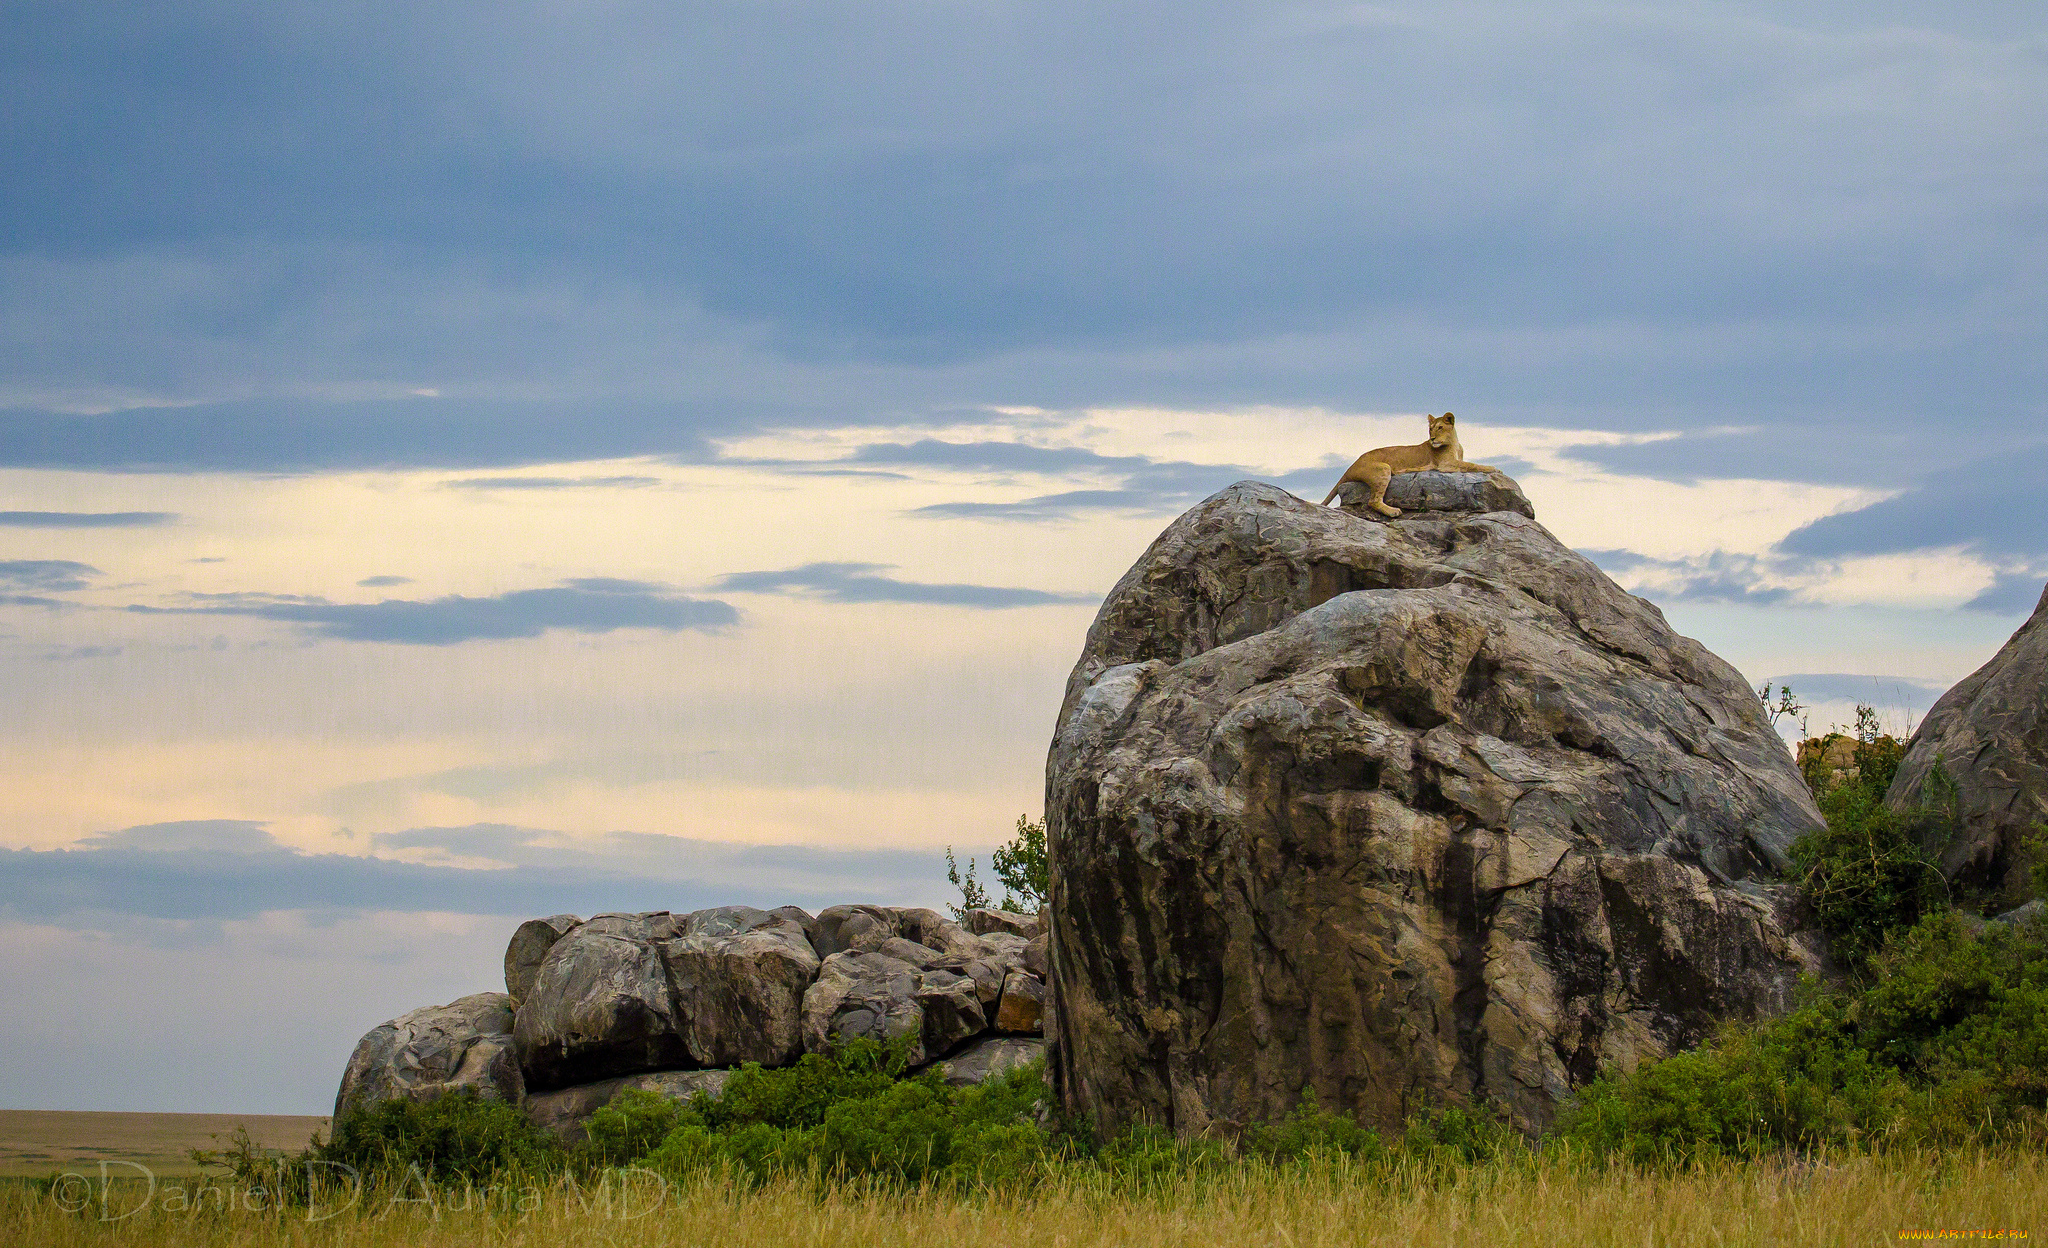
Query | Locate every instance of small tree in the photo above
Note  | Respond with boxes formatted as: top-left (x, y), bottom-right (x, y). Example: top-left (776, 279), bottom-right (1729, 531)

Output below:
top-left (946, 815), bottom-right (1048, 917)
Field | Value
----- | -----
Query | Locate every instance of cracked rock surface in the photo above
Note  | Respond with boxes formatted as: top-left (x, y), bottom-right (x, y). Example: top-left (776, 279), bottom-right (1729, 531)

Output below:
top-left (1887, 581), bottom-right (2048, 897)
top-left (1045, 480), bottom-right (1825, 1137)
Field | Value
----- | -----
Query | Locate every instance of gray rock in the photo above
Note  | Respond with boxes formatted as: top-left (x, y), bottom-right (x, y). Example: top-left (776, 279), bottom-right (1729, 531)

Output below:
top-left (1887, 583), bottom-right (2048, 896)
top-left (962, 908), bottom-right (1042, 939)
top-left (523, 1069), bottom-right (732, 1144)
top-left (504, 914), bottom-right (581, 1004)
top-left (515, 907), bottom-right (831, 1088)
top-left (1335, 470), bottom-right (1536, 520)
top-left (335, 993), bottom-right (523, 1118)
top-left (514, 914), bottom-right (690, 1090)
top-left (1989, 899), bottom-right (2045, 928)
top-left (1021, 931), bottom-right (1049, 976)
top-left (932, 1037), bottom-right (1046, 1088)
top-left (1046, 480), bottom-right (1822, 1138)
top-left (801, 950), bottom-right (988, 1065)
top-left (662, 907), bottom-right (820, 1068)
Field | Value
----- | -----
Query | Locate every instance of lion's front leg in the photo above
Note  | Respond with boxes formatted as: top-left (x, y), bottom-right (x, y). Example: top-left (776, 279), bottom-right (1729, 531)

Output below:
top-left (1446, 460), bottom-right (1499, 474)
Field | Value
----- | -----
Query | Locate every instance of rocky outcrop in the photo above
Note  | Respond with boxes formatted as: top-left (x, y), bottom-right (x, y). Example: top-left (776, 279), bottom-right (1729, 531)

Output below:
top-left (1888, 582), bottom-right (2048, 897)
top-left (334, 993), bottom-right (523, 1118)
top-left (1045, 479), bottom-right (1824, 1139)
top-left (341, 902), bottom-right (1051, 1128)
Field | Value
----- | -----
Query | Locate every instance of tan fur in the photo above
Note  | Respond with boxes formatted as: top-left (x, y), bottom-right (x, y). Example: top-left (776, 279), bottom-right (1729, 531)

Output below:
top-left (1319, 412), bottom-right (1498, 516)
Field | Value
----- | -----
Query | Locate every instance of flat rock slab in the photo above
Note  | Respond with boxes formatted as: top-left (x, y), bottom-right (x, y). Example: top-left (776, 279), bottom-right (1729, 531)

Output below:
top-left (1046, 480), bottom-right (1824, 1138)
top-left (1335, 471), bottom-right (1536, 519)
top-left (932, 1037), bottom-right (1046, 1088)
top-left (523, 1069), bottom-right (733, 1144)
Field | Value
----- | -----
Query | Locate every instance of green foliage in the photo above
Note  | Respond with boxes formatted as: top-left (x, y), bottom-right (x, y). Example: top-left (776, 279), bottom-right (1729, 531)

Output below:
top-left (1241, 1089), bottom-right (1388, 1164)
top-left (945, 846), bottom-right (991, 915)
top-left (581, 1087), bottom-right (685, 1165)
top-left (947, 814), bottom-right (1049, 916)
top-left (323, 1090), bottom-right (559, 1185)
top-left (1758, 682), bottom-right (1807, 736)
top-left (1555, 909), bottom-right (2048, 1164)
top-left (991, 815), bottom-right (1049, 912)
top-left (1791, 711), bottom-right (1944, 966)
top-left (628, 1042), bottom-right (1061, 1188)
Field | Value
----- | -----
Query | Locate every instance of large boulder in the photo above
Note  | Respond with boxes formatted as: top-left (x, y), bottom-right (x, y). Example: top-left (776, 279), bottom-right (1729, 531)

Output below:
top-left (335, 993), bottom-right (523, 1118)
top-left (662, 906), bottom-right (820, 1068)
top-left (800, 949), bottom-right (989, 1065)
top-left (1045, 480), bottom-right (1824, 1138)
top-left (512, 906), bottom-right (824, 1088)
top-left (1887, 583), bottom-right (2048, 898)
top-left (514, 913), bottom-right (690, 1089)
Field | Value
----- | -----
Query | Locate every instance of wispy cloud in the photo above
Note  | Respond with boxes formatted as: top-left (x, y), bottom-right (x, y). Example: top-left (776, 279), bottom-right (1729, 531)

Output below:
top-left (710, 561), bottom-right (1094, 608)
top-left (911, 489), bottom-right (1150, 521)
top-left (0, 511), bottom-right (176, 527)
top-left (1583, 549), bottom-right (1796, 606)
top-left (441, 475), bottom-right (662, 490)
top-left (2, 820), bottom-right (954, 926)
top-left (0, 559), bottom-right (99, 596)
top-left (128, 579), bottom-right (738, 644)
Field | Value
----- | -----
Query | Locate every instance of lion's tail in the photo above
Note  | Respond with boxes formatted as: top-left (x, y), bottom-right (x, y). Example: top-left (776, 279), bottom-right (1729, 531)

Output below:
top-left (1319, 484), bottom-right (1340, 506)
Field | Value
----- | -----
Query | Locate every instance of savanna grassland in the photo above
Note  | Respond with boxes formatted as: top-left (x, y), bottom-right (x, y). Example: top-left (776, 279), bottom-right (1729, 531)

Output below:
top-left (5, 1150), bottom-right (2044, 1248)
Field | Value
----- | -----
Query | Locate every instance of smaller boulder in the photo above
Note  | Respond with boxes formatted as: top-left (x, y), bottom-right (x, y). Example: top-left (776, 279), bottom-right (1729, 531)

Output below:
top-left (801, 950), bottom-right (987, 1065)
top-left (992, 972), bottom-right (1046, 1034)
top-left (504, 914), bottom-right (581, 1004)
top-left (1334, 470), bottom-right (1535, 519)
top-left (1021, 933), bottom-right (1049, 979)
top-left (523, 1069), bottom-right (732, 1144)
top-left (335, 993), bottom-right (522, 1118)
top-left (932, 1037), bottom-right (1045, 1087)
top-left (961, 908), bottom-right (1042, 940)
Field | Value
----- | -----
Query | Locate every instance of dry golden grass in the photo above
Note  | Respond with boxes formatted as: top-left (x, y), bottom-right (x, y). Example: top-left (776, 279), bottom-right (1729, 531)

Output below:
top-left (0, 1112), bottom-right (328, 1179)
top-left (4, 1150), bottom-right (2041, 1248)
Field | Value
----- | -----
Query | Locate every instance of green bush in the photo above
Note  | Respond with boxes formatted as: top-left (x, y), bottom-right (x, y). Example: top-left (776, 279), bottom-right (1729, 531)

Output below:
top-left (1791, 722), bottom-right (1946, 966)
top-left (1555, 909), bottom-right (2048, 1163)
top-left (323, 1090), bottom-right (559, 1184)
top-left (1242, 1090), bottom-right (1388, 1164)
top-left (626, 1042), bottom-right (1062, 1188)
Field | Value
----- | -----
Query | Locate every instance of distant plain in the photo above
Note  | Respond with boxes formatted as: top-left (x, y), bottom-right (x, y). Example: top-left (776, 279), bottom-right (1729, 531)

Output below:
top-left (0, 1111), bottom-right (327, 1179)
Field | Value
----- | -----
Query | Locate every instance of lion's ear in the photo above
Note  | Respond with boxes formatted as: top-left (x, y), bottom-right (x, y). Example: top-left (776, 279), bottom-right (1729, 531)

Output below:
top-left (1442, 412), bottom-right (1455, 422)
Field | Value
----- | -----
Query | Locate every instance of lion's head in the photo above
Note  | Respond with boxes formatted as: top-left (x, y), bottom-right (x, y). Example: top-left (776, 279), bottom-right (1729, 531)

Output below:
top-left (1427, 412), bottom-right (1456, 449)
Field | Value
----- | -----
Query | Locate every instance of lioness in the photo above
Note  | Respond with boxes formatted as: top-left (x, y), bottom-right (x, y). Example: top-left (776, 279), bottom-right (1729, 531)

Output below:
top-left (1319, 412), bottom-right (1498, 517)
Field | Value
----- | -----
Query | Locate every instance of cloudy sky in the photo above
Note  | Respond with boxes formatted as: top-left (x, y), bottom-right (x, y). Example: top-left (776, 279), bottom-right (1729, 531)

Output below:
top-left (3, 0), bottom-right (2044, 1114)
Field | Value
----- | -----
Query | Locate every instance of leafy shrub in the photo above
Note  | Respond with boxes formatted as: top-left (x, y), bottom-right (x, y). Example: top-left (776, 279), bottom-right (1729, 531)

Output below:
top-left (1242, 1090), bottom-right (1388, 1164)
top-left (628, 1043), bottom-right (1061, 1188)
top-left (1398, 1104), bottom-right (1524, 1169)
top-left (1555, 909), bottom-right (2048, 1163)
top-left (947, 814), bottom-right (1048, 915)
top-left (1791, 716), bottom-right (1945, 966)
top-left (323, 1090), bottom-right (559, 1184)
top-left (582, 1087), bottom-right (685, 1165)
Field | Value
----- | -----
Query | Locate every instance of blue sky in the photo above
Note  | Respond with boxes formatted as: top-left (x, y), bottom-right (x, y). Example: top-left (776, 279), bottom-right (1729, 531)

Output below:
top-left (2, 0), bottom-right (2044, 1113)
